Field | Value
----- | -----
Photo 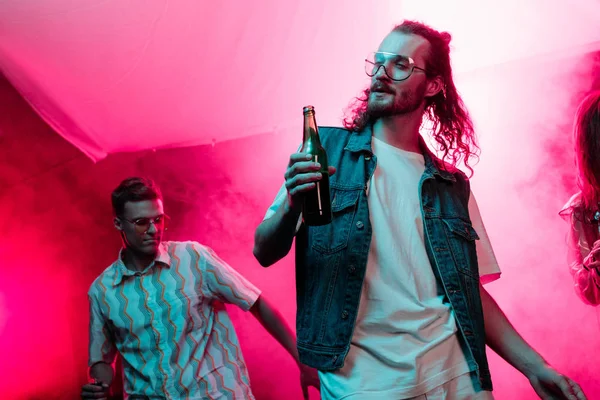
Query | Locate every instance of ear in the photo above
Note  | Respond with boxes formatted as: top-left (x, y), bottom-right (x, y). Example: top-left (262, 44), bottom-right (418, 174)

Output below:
top-left (114, 217), bottom-right (123, 231)
top-left (424, 75), bottom-right (443, 98)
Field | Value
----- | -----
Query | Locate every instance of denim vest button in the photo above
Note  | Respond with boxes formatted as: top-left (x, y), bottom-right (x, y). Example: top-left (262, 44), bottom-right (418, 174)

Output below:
top-left (341, 311), bottom-right (349, 319)
top-left (356, 221), bottom-right (364, 229)
top-left (349, 265), bottom-right (356, 273)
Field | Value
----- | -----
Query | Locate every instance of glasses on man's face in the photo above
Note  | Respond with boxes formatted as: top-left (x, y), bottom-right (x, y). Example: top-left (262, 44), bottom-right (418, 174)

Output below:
top-left (121, 214), bottom-right (169, 233)
top-left (365, 52), bottom-right (427, 82)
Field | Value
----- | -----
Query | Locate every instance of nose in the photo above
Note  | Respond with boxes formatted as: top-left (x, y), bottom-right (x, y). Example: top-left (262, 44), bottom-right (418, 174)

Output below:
top-left (147, 221), bottom-right (158, 234)
top-left (372, 63), bottom-right (391, 81)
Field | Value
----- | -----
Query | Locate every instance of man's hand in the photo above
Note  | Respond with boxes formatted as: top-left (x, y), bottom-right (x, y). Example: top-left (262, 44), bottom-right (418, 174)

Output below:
top-left (285, 153), bottom-right (336, 212)
top-left (81, 381), bottom-right (109, 399)
top-left (527, 364), bottom-right (586, 400)
top-left (298, 363), bottom-right (320, 400)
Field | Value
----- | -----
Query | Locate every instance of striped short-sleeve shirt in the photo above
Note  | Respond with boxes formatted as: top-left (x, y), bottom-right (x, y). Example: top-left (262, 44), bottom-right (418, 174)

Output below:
top-left (88, 241), bottom-right (261, 399)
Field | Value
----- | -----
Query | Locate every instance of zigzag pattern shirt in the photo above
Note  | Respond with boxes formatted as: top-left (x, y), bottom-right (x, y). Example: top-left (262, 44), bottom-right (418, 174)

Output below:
top-left (88, 241), bottom-right (261, 399)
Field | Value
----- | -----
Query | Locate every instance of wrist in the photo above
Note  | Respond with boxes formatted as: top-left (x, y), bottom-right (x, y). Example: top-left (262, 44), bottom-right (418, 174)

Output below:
top-left (283, 195), bottom-right (302, 219)
top-left (521, 356), bottom-right (548, 378)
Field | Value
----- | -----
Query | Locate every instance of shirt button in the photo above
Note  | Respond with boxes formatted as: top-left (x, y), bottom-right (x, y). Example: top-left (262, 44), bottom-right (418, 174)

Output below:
top-left (349, 265), bottom-right (356, 273)
top-left (356, 221), bottom-right (364, 229)
top-left (341, 311), bottom-right (349, 319)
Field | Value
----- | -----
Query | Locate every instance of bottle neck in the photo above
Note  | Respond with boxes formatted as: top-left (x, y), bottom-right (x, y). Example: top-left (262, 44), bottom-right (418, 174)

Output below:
top-left (303, 112), bottom-right (321, 146)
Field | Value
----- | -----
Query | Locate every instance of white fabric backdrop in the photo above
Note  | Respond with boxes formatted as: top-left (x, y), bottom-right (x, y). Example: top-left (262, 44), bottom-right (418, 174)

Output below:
top-left (0, 0), bottom-right (598, 161)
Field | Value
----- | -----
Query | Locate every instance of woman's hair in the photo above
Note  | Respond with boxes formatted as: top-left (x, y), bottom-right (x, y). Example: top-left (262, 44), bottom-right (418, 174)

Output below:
top-left (573, 91), bottom-right (600, 211)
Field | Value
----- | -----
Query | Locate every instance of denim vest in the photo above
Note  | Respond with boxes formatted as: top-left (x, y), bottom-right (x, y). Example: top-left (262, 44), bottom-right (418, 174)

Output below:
top-left (294, 126), bottom-right (492, 391)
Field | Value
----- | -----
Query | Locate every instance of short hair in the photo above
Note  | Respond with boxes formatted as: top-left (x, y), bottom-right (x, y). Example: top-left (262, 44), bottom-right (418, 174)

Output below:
top-left (111, 177), bottom-right (162, 216)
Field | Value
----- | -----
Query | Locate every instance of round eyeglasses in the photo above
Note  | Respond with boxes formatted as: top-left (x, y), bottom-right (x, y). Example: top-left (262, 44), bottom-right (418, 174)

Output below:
top-left (365, 52), bottom-right (427, 82)
top-left (121, 214), bottom-right (169, 233)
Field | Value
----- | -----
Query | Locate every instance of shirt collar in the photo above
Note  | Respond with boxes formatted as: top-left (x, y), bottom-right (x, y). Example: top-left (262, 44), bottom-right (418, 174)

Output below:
top-left (112, 242), bottom-right (171, 286)
top-left (345, 125), bottom-right (457, 183)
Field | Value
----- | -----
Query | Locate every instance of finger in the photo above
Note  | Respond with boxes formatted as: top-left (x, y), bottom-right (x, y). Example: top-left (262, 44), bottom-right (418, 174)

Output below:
top-left (289, 153), bottom-right (314, 166)
top-left (567, 379), bottom-right (586, 400)
top-left (89, 393), bottom-right (109, 400)
top-left (286, 172), bottom-right (322, 191)
top-left (328, 166), bottom-right (337, 176)
top-left (288, 182), bottom-right (317, 197)
top-left (82, 384), bottom-right (104, 392)
top-left (285, 161), bottom-right (321, 180)
top-left (556, 376), bottom-right (577, 400)
top-left (81, 393), bottom-right (108, 399)
top-left (302, 383), bottom-right (309, 400)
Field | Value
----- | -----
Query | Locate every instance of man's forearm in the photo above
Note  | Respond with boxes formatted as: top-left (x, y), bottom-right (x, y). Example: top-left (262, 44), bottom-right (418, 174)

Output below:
top-left (89, 361), bottom-right (114, 386)
top-left (253, 197), bottom-right (301, 267)
top-left (250, 295), bottom-right (300, 363)
top-left (480, 285), bottom-right (547, 377)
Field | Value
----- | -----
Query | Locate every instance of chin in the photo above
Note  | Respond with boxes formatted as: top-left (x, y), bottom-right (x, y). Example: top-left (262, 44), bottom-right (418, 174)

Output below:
top-left (367, 103), bottom-right (394, 118)
top-left (138, 243), bottom-right (159, 255)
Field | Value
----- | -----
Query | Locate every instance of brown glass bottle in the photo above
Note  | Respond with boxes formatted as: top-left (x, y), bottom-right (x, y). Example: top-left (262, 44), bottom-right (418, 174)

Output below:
top-left (301, 106), bottom-right (332, 226)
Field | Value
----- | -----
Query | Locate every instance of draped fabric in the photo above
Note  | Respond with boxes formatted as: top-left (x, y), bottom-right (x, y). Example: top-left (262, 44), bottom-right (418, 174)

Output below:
top-left (1, 0), bottom-right (598, 161)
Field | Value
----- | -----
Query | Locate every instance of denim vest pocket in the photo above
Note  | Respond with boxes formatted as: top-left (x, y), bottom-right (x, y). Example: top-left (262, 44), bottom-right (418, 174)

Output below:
top-left (309, 187), bottom-right (361, 254)
top-left (442, 217), bottom-right (480, 279)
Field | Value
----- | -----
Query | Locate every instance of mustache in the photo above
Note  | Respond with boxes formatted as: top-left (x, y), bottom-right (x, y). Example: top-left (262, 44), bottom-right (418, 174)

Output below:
top-left (370, 81), bottom-right (395, 94)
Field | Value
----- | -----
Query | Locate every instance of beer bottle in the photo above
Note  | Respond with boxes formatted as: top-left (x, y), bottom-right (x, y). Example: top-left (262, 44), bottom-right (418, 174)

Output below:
top-left (301, 106), bottom-right (332, 226)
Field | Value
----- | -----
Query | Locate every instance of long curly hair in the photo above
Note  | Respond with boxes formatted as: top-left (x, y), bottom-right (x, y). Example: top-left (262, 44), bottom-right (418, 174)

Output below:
top-left (343, 20), bottom-right (479, 175)
top-left (573, 91), bottom-right (600, 211)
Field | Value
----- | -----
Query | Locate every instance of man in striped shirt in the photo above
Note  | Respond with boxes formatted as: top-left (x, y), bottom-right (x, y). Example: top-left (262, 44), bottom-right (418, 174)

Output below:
top-left (81, 177), bottom-right (319, 400)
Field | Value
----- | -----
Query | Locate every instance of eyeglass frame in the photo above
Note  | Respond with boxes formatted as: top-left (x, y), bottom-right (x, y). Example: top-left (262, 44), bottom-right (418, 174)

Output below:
top-left (119, 214), bottom-right (170, 233)
top-left (365, 52), bottom-right (428, 82)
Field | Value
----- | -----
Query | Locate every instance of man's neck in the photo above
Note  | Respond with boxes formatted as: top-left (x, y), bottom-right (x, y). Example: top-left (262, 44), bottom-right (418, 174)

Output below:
top-left (371, 108), bottom-right (424, 153)
top-left (122, 248), bottom-right (156, 272)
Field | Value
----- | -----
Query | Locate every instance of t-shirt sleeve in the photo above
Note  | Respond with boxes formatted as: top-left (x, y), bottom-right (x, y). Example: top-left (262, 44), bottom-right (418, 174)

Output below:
top-left (263, 182), bottom-right (303, 233)
top-left (264, 183), bottom-right (288, 220)
top-left (468, 190), bottom-right (502, 284)
top-left (263, 142), bottom-right (304, 231)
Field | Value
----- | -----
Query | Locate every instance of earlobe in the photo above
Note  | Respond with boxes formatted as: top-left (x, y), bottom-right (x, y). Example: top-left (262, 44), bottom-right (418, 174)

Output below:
top-left (426, 77), bottom-right (444, 98)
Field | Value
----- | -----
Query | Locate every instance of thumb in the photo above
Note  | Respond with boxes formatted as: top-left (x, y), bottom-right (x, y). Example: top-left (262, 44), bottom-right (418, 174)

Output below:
top-left (302, 385), bottom-right (309, 400)
top-left (301, 378), bottom-right (309, 400)
top-left (328, 166), bottom-right (337, 176)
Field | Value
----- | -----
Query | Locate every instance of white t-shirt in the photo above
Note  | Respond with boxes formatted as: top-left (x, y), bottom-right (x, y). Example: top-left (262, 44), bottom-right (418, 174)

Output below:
top-left (264, 136), bottom-right (501, 399)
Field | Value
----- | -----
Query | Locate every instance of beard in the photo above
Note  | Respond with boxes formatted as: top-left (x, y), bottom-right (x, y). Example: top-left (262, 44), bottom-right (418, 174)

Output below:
top-left (367, 80), bottom-right (427, 119)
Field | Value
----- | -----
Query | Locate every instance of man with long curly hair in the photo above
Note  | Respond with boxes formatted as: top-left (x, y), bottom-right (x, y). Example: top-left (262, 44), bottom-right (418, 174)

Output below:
top-left (254, 20), bottom-right (586, 399)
